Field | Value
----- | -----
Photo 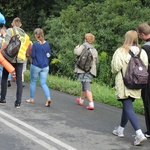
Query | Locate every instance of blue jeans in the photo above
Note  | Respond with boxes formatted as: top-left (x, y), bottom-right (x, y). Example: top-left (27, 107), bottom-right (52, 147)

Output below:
top-left (30, 64), bottom-right (50, 99)
top-left (120, 98), bottom-right (140, 131)
top-left (1, 63), bottom-right (23, 105)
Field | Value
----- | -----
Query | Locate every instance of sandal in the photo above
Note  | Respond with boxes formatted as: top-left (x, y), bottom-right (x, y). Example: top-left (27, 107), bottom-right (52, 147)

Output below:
top-left (26, 99), bottom-right (34, 104)
top-left (45, 99), bottom-right (51, 107)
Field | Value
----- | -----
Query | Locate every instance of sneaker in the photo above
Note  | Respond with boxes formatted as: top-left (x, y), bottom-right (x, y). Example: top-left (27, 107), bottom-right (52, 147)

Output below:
top-left (86, 105), bottom-right (94, 110)
top-left (76, 98), bottom-right (84, 106)
top-left (14, 101), bottom-right (21, 108)
top-left (0, 99), bottom-right (6, 104)
top-left (7, 81), bottom-right (11, 87)
top-left (134, 133), bottom-right (147, 146)
top-left (15, 104), bottom-right (20, 109)
top-left (112, 127), bottom-right (124, 137)
top-left (144, 131), bottom-right (150, 138)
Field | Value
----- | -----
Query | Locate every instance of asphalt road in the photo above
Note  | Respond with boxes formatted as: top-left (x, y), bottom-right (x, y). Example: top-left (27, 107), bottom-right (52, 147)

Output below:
top-left (0, 81), bottom-right (149, 150)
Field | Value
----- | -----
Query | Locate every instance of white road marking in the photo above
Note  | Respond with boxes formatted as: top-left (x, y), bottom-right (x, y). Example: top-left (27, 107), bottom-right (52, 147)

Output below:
top-left (0, 110), bottom-right (77, 150)
top-left (0, 117), bottom-right (58, 150)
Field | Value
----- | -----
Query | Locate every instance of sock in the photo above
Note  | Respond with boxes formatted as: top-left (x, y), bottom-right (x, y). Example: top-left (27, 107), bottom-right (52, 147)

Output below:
top-left (89, 102), bottom-right (94, 107)
top-left (136, 129), bottom-right (142, 136)
top-left (118, 126), bottom-right (124, 132)
top-left (80, 98), bottom-right (84, 103)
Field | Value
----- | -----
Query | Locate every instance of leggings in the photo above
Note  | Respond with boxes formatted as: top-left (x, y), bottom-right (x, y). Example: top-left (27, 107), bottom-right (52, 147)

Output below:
top-left (120, 98), bottom-right (140, 131)
top-left (81, 82), bottom-right (91, 91)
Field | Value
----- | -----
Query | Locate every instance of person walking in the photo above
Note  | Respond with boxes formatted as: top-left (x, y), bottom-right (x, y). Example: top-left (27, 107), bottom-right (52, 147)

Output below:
top-left (26, 28), bottom-right (52, 107)
top-left (111, 30), bottom-right (148, 146)
top-left (0, 26), bottom-right (12, 87)
top-left (74, 33), bottom-right (98, 110)
top-left (0, 17), bottom-right (31, 108)
top-left (0, 15), bottom-right (6, 80)
top-left (0, 26), bottom-right (6, 80)
top-left (137, 23), bottom-right (150, 138)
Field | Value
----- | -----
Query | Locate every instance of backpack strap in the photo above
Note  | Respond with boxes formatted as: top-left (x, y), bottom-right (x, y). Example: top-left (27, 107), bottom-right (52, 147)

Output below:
top-left (11, 27), bottom-right (17, 36)
top-left (137, 48), bottom-right (142, 57)
top-left (129, 48), bottom-right (141, 57)
top-left (122, 48), bottom-right (142, 77)
top-left (11, 28), bottom-right (19, 63)
top-left (11, 28), bottom-right (14, 36)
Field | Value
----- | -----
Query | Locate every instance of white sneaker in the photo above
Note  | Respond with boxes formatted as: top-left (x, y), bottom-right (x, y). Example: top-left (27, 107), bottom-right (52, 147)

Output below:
top-left (112, 127), bottom-right (124, 137)
top-left (134, 133), bottom-right (147, 146)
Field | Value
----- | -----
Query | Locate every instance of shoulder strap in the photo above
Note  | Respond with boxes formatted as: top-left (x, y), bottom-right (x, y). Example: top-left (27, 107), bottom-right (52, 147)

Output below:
top-left (41, 44), bottom-right (47, 54)
top-left (11, 28), bottom-right (17, 36)
top-left (11, 28), bottom-right (14, 36)
top-left (129, 48), bottom-right (141, 57)
top-left (39, 42), bottom-right (49, 55)
top-left (129, 50), bottom-right (134, 57)
top-left (144, 41), bottom-right (150, 46)
top-left (137, 48), bottom-right (142, 57)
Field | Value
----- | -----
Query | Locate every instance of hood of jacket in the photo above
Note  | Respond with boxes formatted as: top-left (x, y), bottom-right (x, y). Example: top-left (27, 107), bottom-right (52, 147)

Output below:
top-left (83, 42), bottom-right (94, 49)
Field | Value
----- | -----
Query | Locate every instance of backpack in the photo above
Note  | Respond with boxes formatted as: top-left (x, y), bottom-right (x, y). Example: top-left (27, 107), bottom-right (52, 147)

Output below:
top-left (76, 46), bottom-right (93, 72)
top-left (2, 28), bottom-right (21, 62)
top-left (121, 49), bottom-right (149, 89)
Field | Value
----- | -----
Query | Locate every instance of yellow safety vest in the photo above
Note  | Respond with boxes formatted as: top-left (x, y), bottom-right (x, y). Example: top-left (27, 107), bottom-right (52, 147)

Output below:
top-left (11, 28), bottom-right (31, 60)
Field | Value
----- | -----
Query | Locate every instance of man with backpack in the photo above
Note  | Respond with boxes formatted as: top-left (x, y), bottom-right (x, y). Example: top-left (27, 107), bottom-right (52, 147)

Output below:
top-left (0, 17), bottom-right (31, 108)
top-left (137, 23), bottom-right (150, 138)
top-left (74, 33), bottom-right (98, 110)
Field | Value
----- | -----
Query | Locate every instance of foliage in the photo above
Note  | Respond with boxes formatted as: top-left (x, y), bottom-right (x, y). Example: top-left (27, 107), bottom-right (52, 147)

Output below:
top-left (44, 0), bottom-right (150, 86)
top-left (1, 0), bottom-right (147, 114)
top-left (1, 0), bottom-right (150, 87)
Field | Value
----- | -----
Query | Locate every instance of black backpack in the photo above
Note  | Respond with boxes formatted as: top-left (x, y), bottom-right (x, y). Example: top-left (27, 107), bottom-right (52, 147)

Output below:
top-left (2, 28), bottom-right (21, 62)
top-left (121, 49), bottom-right (149, 89)
top-left (76, 46), bottom-right (93, 72)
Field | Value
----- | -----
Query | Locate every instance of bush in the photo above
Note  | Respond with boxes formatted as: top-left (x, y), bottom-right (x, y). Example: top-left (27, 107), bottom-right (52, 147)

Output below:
top-left (44, 0), bottom-right (150, 87)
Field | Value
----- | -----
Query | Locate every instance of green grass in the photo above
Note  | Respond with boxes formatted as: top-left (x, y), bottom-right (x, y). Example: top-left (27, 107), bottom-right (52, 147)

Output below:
top-left (24, 70), bottom-right (144, 115)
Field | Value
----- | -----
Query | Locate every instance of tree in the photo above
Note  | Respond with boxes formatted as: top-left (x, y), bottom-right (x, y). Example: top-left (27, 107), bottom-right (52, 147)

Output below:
top-left (1, 0), bottom-right (150, 86)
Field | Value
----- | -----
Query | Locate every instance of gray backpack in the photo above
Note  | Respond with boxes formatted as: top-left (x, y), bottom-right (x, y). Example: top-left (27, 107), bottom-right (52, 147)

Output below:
top-left (76, 46), bottom-right (93, 72)
top-left (121, 49), bottom-right (149, 89)
top-left (2, 28), bottom-right (21, 62)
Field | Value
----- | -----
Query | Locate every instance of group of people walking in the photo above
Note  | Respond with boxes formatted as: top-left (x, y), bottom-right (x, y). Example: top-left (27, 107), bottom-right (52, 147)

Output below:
top-left (0, 12), bottom-right (150, 146)
top-left (0, 13), bottom-right (52, 108)
top-left (74, 25), bottom-right (150, 146)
